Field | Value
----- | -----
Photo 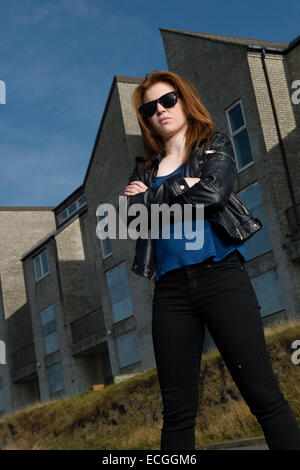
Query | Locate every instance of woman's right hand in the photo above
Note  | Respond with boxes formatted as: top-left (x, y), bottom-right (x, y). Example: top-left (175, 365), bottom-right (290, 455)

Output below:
top-left (184, 177), bottom-right (201, 188)
top-left (124, 180), bottom-right (148, 195)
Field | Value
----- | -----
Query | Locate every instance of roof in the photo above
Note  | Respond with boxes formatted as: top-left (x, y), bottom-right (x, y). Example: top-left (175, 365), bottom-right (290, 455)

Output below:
top-left (82, 75), bottom-right (143, 187)
top-left (159, 28), bottom-right (291, 51)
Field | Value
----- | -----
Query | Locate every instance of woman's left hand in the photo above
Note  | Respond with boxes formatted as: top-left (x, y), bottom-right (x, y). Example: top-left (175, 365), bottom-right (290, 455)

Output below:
top-left (124, 180), bottom-right (148, 195)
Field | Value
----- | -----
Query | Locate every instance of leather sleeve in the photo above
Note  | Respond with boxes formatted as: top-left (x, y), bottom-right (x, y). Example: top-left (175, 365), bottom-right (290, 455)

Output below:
top-left (120, 158), bottom-right (190, 227)
top-left (174, 132), bottom-right (237, 216)
top-left (119, 132), bottom-right (236, 228)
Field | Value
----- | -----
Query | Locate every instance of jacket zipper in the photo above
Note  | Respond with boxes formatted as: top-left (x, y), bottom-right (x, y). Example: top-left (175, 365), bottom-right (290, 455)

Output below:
top-left (205, 149), bottom-right (236, 164)
top-left (224, 206), bottom-right (244, 240)
top-left (231, 193), bottom-right (250, 215)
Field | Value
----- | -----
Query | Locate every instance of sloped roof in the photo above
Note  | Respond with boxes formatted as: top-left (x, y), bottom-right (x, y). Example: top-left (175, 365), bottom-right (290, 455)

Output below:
top-left (82, 75), bottom-right (143, 187)
top-left (160, 28), bottom-right (289, 51)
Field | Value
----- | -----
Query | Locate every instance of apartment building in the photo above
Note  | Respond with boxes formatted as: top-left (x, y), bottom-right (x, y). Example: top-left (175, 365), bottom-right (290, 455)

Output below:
top-left (0, 30), bottom-right (299, 417)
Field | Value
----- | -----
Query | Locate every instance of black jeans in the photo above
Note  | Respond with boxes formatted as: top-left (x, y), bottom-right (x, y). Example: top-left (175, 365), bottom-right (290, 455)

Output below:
top-left (152, 250), bottom-right (300, 450)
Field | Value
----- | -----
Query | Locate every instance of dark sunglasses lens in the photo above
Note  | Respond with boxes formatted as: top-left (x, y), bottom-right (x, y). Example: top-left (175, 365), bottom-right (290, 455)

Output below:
top-left (140, 92), bottom-right (177, 118)
top-left (160, 92), bottom-right (177, 108)
top-left (140, 101), bottom-right (156, 118)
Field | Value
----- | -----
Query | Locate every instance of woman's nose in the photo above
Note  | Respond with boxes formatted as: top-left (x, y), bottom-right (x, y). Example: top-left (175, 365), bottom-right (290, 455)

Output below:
top-left (156, 102), bottom-right (166, 113)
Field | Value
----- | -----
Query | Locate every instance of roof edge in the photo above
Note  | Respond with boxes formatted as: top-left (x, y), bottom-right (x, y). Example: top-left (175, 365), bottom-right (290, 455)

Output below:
top-left (159, 28), bottom-right (290, 51)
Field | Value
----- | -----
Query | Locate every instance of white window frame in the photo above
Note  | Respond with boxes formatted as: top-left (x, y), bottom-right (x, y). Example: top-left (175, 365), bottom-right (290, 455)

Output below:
top-left (34, 249), bottom-right (49, 281)
top-left (225, 99), bottom-right (254, 172)
top-left (57, 194), bottom-right (87, 225)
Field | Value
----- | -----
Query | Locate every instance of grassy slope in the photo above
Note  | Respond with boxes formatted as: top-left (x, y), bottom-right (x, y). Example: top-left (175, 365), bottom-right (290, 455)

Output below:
top-left (0, 318), bottom-right (300, 450)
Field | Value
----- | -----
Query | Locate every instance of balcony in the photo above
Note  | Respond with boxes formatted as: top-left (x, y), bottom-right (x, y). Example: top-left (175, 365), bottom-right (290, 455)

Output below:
top-left (11, 343), bottom-right (37, 382)
top-left (71, 307), bottom-right (106, 355)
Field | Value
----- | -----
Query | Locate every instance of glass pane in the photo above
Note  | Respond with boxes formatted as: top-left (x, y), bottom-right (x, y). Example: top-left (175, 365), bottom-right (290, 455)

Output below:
top-left (117, 330), bottom-right (140, 368)
top-left (60, 210), bottom-right (68, 221)
top-left (228, 104), bottom-right (244, 133)
top-left (112, 296), bottom-right (133, 323)
top-left (68, 202), bottom-right (77, 215)
top-left (238, 183), bottom-right (271, 259)
top-left (250, 269), bottom-right (284, 317)
top-left (40, 305), bottom-right (56, 326)
top-left (44, 331), bottom-right (60, 355)
top-left (233, 129), bottom-right (253, 168)
top-left (41, 250), bottom-right (49, 275)
top-left (34, 257), bottom-right (42, 280)
top-left (48, 362), bottom-right (64, 393)
top-left (106, 264), bottom-right (129, 303)
top-left (78, 194), bottom-right (86, 206)
top-left (42, 319), bottom-right (57, 337)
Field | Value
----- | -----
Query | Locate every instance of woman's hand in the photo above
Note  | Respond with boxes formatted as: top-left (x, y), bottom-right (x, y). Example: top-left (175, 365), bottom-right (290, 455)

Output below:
top-left (184, 177), bottom-right (201, 188)
top-left (124, 180), bottom-right (148, 195)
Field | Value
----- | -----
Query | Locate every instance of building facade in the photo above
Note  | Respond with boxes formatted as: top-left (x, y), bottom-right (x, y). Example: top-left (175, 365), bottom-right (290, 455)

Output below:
top-left (0, 30), bottom-right (300, 417)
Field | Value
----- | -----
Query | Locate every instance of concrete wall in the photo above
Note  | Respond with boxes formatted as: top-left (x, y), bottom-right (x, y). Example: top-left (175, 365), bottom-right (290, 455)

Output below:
top-left (0, 208), bottom-right (55, 415)
top-left (84, 77), bottom-right (156, 381)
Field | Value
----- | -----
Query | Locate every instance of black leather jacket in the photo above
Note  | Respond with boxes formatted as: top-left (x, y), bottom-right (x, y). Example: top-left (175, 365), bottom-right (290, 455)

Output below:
top-left (120, 131), bottom-right (262, 280)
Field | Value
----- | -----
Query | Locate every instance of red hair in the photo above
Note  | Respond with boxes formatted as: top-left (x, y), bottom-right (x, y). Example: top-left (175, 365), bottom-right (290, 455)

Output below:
top-left (132, 70), bottom-right (216, 170)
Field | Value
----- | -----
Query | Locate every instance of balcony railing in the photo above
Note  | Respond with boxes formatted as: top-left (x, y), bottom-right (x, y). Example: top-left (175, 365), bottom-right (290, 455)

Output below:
top-left (11, 343), bottom-right (36, 372)
top-left (71, 307), bottom-right (106, 344)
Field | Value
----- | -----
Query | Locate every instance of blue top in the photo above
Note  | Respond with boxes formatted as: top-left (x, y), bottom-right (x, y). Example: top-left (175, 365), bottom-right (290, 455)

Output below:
top-left (151, 164), bottom-right (247, 282)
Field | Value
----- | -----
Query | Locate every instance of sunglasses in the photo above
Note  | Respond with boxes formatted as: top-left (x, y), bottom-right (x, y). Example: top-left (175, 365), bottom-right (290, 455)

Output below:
top-left (139, 91), bottom-right (179, 118)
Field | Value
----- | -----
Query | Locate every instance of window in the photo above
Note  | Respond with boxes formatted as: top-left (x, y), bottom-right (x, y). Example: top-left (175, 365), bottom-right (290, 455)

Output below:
top-left (78, 194), bottom-right (87, 207)
top-left (60, 210), bottom-right (68, 221)
top-left (47, 362), bottom-right (64, 394)
top-left (237, 182), bottom-right (272, 259)
top-left (117, 330), bottom-right (140, 368)
top-left (226, 100), bottom-right (254, 170)
top-left (57, 194), bottom-right (87, 225)
top-left (34, 249), bottom-right (49, 281)
top-left (68, 201), bottom-right (77, 215)
top-left (250, 269), bottom-right (285, 317)
top-left (106, 263), bottom-right (133, 323)
top-left (97, 207), bottom-right (112, 258)
top-left (40, 305), bottom-right (60, 355)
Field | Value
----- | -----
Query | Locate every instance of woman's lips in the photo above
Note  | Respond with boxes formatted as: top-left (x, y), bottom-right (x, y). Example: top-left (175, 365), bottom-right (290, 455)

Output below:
top-left (160, 118), bottom-right (170, 123)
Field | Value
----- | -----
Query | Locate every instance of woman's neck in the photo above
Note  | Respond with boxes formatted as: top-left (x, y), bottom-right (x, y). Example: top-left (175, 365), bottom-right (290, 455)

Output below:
top-left (162, 128), bottom-right (187, 161)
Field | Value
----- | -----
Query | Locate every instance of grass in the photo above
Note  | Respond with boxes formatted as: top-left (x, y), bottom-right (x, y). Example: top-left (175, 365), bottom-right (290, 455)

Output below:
top-left (0, 317), bottom-right (300, 450)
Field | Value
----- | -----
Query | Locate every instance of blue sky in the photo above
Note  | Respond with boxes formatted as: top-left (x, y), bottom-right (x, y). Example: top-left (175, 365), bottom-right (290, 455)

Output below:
top-left (0, 0), bottom-right (299, 207)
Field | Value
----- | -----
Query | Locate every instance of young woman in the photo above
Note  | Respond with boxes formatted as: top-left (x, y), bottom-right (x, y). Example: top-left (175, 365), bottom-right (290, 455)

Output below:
top-left (123, 70), bottom-right (300, 450)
